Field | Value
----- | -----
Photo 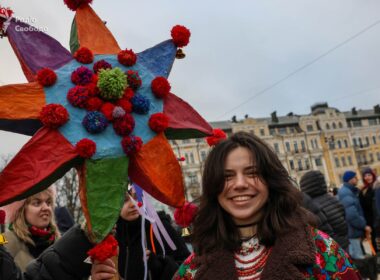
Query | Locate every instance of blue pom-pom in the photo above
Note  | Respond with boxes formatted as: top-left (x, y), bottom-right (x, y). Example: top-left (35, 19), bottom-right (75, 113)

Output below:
top-left (131, 94), bottom-right (151, 114)
top-left (82, 111), bottom-right (108, 134)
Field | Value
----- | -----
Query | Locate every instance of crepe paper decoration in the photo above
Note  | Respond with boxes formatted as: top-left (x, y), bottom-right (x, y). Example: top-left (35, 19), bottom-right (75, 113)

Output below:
top-left (93, 59), bottom-right (112, 74)
top-left (76, 138), bottom-right (96, 158)
top-left (126, 70), bottom-right (142, 90)
top-left (37, 68), bottom-right (57, 87)
top-left (113, 114), bottom-right (135, 136)
top-left (151, 77), bottom-right (170, 99)
top-left (39, 104), bottom-right (69, 129)
top-left (0, 209), bottom-right (6, 244)
top-left (118, 49), bottom-right (137, 67)
top-left (206, 128), bottom-right (227, 146)
top-left (148, 113), bottom-right (169, 133)
top-left (87, 234), bottom-right (118, 262)
top-left (171, 25), bottom-right (191, 48)
top-left (177, 156), bottom-right (186, 162)
top-left (74, 47), bottom-right (94, 64)
top-left (97, 68), bottom-right (127, 100)
top-left (0, 7), bottom-right (13, 35)
top-left (174, 201), bottom-right (198, 228)
top-left (64, 0), bottom-right (93, 11)
top-left (0, 1), bottom-right (212, 243)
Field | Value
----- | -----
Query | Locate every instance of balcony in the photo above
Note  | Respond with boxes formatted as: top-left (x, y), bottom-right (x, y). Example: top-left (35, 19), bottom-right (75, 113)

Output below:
top-left (354, 144), bottom-right (370, 151)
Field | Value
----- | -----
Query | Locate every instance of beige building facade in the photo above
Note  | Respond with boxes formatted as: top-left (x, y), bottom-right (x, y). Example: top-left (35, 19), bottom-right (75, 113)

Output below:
top-left (170, 103), bottom-right (380, 200)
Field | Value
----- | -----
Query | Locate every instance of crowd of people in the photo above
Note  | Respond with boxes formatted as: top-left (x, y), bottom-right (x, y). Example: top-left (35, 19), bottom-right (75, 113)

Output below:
top-left (2, 131), bottom-right (380, 279)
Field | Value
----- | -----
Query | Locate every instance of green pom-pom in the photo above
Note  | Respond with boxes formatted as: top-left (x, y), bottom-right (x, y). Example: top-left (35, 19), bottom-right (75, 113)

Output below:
top-left (97, 68), bottom-right (128, 100)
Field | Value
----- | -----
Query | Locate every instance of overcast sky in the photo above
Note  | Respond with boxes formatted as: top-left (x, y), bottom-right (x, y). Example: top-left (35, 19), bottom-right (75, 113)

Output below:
top-left (1, 0), bottom-right (380, 154)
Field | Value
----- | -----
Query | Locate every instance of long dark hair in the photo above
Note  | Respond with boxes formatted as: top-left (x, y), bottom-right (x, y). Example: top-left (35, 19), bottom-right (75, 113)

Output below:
top-left (192, 131), bottom-right (305, 255)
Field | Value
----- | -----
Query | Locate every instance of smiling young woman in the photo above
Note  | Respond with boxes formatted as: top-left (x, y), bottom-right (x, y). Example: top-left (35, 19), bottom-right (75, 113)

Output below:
top-left (173, 131), bottom-right (361, 280)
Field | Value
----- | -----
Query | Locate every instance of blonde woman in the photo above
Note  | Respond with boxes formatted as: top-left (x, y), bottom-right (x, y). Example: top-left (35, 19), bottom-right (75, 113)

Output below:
top-left (3, 187), bottom-right (60, 272)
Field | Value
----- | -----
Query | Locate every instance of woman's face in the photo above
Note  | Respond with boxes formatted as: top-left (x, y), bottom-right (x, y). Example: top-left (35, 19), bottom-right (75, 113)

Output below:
top-left (364, 173), bottom-right (374, 184)
top-left (120, 191), bottom-right (140, 222)
top-left (25, 192), bottom-right (53, 229)
top-left (217, 147), bottom-right (269, 225)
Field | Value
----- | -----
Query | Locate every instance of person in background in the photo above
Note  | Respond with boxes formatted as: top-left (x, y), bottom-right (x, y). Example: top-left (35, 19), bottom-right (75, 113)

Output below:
top-left (300, 170), bottom-right (349, 250)
top-left (3, 187), bottom-right (60, 272)
top-left (0, 245), bottom-right (23, 280)
top-left (359, 167), bottom-right (380, 251)
top-left (173, 132), bottom-right (360, 280)
top-left (54, 206), bottom-right (75, 235)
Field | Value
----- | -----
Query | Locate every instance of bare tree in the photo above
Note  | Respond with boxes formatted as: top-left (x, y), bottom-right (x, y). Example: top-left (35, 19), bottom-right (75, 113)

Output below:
top-left (55, 168), bottom-right (82, 223)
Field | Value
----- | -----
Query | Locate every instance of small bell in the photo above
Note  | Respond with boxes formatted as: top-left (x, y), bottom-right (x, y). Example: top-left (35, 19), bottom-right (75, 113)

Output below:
top-left (181, 227), bottom-right (191, 237)
top-left (176, 49), bottom-right (186, 59)
top-left (0, 234), bottom-right (7, 245)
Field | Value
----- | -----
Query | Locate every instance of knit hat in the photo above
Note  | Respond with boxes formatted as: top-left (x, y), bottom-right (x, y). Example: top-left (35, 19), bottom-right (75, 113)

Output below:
top-left (343, 171), bottom-right (356, 183)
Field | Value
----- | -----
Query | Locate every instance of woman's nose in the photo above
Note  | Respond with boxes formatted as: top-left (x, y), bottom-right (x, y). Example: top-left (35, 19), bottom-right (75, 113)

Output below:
top-left (235, 173), bottom-right (248, 187)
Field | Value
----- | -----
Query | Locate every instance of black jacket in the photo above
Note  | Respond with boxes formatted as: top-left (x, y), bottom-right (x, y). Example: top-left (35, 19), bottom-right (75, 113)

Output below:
top-left (0, 245), bottom-right (23, 280)
top-left (25, 214), bottom-right (190, 280)
top-left (300, 171), bottom-right (349, 250)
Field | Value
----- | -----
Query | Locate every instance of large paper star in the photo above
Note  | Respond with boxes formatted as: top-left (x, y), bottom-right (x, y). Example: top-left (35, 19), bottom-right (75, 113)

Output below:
top-left (0, 2), bottom-right (212, 242)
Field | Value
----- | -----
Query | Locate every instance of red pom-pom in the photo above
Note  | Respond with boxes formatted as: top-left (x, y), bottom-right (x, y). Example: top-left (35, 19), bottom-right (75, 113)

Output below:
top-left (117, 49), bottom-right (137, 66)
top-left (121, 135), bottom-right (143, 156)
top-left (116, 98), bottom-right (132, 113)
top-left (71, 66), bottom-right (94, 86)
top-left (151, 77), bottom-right (171, 99)
top-left (171, 25), bottom-right (191, 48)
top-left (148, 113), bottom-right (169, 133)
top-left (0, 210), bottom-right (6, 225)
top-left (86, 83), bottom-right (100, 97)
top-left (93, 60), bottom-right (112, 74)
top-left (87, 234), bottom-right (118, 262)
top-left (37, 68), bottom-right (57, 87)
top-left (64, 0), bottom-right (93, 11)
top-left (113, 114), bottom-right (135, 136)
top-left (67, 86), bottom-right (90, 108)
top-left (206, 128), bottom-right (227, 146)
top-left (39, 104), bottom-right (69, 128)
top-left (100, 102), bottom-right (116, 121)
top-left (174, 202), bottom-right (198, 228)
top-left (126, 70), bottom-right (142, 90)
top-left (74, 47), bottom-right (94, 64)
top-left (178, 156), bottom-right (186, 162)
top-left (86, 97), bottom-right (103, 111)
top-left (123, 88), bottom-right (135, 100)
top-left (137, 202), bottom-right (143, 208)
top-left (76, 138), bottom-right (96, 158)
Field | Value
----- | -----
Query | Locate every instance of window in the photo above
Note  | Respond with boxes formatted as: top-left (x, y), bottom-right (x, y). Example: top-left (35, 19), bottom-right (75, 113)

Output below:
top-left (196, 138), bottom-right (203, 143)
top-left (337, 140), bottom-right (342, 149)
top-left (285, 142), bottom-right (291, 152)
top-left (365, 137), bottom-right (370, 146)
top-left (326, 123), bottom-right (330, 130)
top-left (373, 136), bottom-right (377, 145)
top-left (310, 140), bottom-right (315, 149)
top-left (289, 127), bottom-right (295, 134)
top-left (377, 152), bottom-right (380, 161)
top-left (185, 154), bottom-right (189, 164)
top-left (369, 119), bottom-right (377, 126)
top-left (188, 173), bottom-right (198, 184)
top-left (260, 128), bottom-right (265, 136)
top-left (338, 122), bottom-right (343, 128)
top-left (274, 143), bottom-right (280, 153)
top-left (278, 127), bottom-right (287, 135)
top-left (314, 139), bottom-right (319, 149)
top-left (301, 140), bottom-right (306, 152)
top-left (269, 128), bottom-right (275, 135)
top-left (344, 139), bottom-right (348, 148)
top-left (315, 157), bottom-right (322, 166)
top-left (358, 138), bottom-right (363, 147)
top-left (335, 157), bottom-right (340, 167)
top-left (289, 160), bottom-right (294, 170)
top-left (297, 160), bottom-right (303, 171)
top-left (352, 120), bottom-right (362, 127)
top-left (305, 159), bottom-right (310, 170)
top-left (348, 156), bottom-right (353, 165)
top-left (306, 125), bottom-right (313, 132)
top-left (182, 139), bottom-right (190, 144)
top-left (370, 153), bottom-right (374, 163)
top-left (332, 122), bottom-right (337, 129)
top-left (294, 141), bottom-right (299, 153)
top-left (353, 138), bottom-right (357, 147)
top-left (341, 156), bottom-right (346, 167)
top-left (190, 153), bottom-right (195, 164)
top-left (200, 151), bottom-right (207, 162)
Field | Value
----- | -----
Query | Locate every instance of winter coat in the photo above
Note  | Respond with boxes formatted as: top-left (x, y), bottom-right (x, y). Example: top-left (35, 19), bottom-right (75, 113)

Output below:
top-left (0, 245), bottom-right (23, 280)
top-left (338, 183), bottom-right (367, 238)
top-left (25, 214), bottom-right (190, 280)
top-left (300, 171), bottom-right (349, 250)
top-left (173, 215), bottom-right (360, 280)
top-left (54, 206), bottom-right (74, 234)
top-left (4, 230), bottom-right (34, 272)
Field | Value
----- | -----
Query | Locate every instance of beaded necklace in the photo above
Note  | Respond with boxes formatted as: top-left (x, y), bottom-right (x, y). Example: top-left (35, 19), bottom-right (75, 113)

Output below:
top-left (234, 236), bottom-right (271, 280)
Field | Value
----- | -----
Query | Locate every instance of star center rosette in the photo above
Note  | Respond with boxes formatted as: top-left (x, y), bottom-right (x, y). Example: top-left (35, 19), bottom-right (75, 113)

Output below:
top-left (0, 0), bottom-right (212, 245)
